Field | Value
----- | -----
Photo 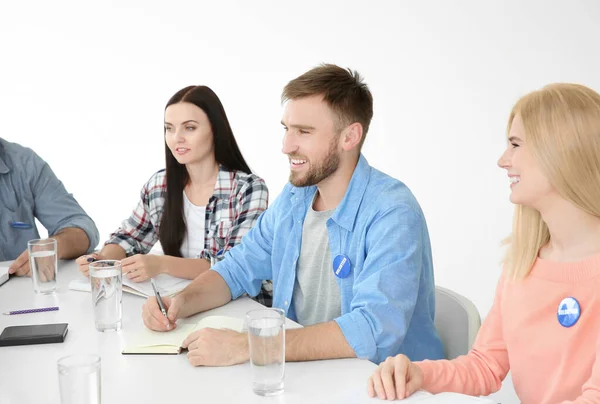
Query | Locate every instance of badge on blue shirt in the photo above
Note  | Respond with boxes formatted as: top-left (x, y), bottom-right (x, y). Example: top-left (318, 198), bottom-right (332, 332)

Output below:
top-left (333, 254), bottom-right (352, 278)
top-left (557, 297), bottom-right (581, 328)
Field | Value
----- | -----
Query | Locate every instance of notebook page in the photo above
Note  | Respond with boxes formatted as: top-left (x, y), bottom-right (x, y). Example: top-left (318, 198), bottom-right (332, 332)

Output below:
top-left (154, 273), bottom-right (193, 295)
top-left (194, 316), bottom-right (245, 332)
top-left (0, 266), bottom-right (9, 286)
top-left (124, 316), bottom-right (245, 352)
top-left (68, 279), bottom-right (92, 292)
top-left (122, 273), bottom-right (192, 297)
top-left (126, 323), bottom-right (197, 348)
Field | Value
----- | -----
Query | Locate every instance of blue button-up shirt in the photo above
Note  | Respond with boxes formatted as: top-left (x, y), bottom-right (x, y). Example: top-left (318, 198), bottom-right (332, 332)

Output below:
top-left (213, 155), bottom-right (444, 363)
top-left (0, 138), bottom-right (99, 260)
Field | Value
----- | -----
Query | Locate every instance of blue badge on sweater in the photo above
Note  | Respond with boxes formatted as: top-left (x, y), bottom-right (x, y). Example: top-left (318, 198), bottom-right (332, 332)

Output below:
top-left (333, 254), bottom-right (351, 278)
top-left (557, 297), bottom-right (581, 328)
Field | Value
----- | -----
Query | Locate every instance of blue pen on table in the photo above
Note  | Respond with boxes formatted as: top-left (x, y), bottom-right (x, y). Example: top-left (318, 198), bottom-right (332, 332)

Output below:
top-left (9, 221), bottom-right (33, 230)
top-left (150, 278), bottom-right (168, 319)
top-left (3, 306), bottom-right (59, 315)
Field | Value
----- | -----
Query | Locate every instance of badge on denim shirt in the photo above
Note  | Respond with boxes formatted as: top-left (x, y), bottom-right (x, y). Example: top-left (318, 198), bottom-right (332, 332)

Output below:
top-left (333, 254), bottom-right (351, 278)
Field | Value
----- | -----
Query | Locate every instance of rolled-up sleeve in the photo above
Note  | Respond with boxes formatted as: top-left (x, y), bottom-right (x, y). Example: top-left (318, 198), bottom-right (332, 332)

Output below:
top-left (335, 205), bottom-right (423, 363)
top-left (31, 153), bottom-right (99, 252)
top-left (212, 191), bottom-right (278, 299)
top-left (105, 181), bottom-right (159, 256)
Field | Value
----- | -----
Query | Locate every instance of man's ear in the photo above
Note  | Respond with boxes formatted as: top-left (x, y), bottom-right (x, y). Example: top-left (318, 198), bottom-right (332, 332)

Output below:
top-left (340, 122), bottom-right (363, 152)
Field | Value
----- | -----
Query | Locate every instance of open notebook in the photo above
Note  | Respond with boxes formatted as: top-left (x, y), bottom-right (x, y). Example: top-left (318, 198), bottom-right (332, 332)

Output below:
top-left (122, 315), bottom-right (245, 355)
top-left (69, 273), bottom-right (192, 298)
top-left (121, 273), bottom-right (192, 298)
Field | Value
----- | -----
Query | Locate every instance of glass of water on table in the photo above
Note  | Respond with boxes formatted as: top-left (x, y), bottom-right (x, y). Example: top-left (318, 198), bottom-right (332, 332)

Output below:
top-left (58, 354), bottom-right (101, 404)
top-left (89, 260), bottom-right (123, 332)
top-left (28, 238), bottom-right (58, 294)
top-left (246, 308), bottom-right (286, 396)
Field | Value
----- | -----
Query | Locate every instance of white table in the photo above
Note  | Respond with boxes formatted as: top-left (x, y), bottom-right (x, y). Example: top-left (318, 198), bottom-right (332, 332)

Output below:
top-left (0, 260), bottom-right (498, 404)
top-left (0, 260), bottom-right (385, 404)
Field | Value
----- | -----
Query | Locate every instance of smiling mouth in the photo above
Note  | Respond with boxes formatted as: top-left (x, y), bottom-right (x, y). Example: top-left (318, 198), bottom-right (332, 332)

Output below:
top-left (290, 158), bottom-right (307, 168)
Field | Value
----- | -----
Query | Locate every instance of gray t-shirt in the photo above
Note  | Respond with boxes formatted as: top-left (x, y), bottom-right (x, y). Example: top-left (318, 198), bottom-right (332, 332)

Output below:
top-left (292, 203), bottom-right (341, 326)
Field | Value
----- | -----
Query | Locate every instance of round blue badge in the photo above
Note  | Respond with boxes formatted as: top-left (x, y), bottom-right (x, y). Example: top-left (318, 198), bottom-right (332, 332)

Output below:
top-left (333, 255), bottom-right (352, 279)
top-left (557, 297), bottom-right (581, 328)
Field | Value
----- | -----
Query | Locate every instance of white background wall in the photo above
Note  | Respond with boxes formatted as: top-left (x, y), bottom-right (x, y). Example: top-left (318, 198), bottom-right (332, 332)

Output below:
top-left (2, 1), bottom-right (600, 401)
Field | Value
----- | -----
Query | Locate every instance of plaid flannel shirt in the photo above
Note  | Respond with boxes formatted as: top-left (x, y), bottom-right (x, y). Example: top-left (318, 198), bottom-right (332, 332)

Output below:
top-left (106, 166), bottom-right (272, 306)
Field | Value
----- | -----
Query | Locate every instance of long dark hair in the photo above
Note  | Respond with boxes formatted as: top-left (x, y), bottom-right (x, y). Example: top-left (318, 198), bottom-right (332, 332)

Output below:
top-left (159, 86), bottom-right (252, 257)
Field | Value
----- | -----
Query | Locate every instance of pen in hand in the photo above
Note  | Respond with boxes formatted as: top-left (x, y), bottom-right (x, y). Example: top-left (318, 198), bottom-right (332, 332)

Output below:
top-left (150, 278), bottom-right (170, 329)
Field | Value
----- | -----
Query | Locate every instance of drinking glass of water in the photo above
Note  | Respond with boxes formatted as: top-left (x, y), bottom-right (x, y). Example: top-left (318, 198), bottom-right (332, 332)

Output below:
top-left (57, 354), bottom-right (101, 404)
top-left (246, 308), bottom-right (285, 396)
top-left (89, 260), bottom-right (122, 332)
top-left (28, 238), bottom-right (58, 294)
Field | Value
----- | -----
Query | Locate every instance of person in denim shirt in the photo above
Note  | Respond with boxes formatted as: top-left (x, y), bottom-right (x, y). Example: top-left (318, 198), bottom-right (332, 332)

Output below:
top-left (141, 64), bottom-right (444, 366)
top-left (0, 138), bottom-right (99, 275)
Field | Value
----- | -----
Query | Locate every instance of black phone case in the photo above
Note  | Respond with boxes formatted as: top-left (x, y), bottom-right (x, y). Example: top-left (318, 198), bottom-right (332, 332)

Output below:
top-left (0, 323), bottom-right (68, 346)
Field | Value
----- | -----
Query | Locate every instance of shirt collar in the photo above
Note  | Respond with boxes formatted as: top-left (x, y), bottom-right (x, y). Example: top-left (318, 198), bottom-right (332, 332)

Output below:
top-left (330, 154), bottom-right (371, 231)
top-left (210, 165), bottom-right (237, 200)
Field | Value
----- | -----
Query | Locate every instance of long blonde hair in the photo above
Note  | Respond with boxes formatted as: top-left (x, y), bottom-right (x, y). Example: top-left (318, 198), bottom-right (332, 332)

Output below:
top-left (505, 83), bottom-right (600, 279)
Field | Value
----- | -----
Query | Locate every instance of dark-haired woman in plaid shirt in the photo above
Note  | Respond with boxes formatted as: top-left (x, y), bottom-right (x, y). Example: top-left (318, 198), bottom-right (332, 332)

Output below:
top-left (76, 85), bottom-right (272, 306)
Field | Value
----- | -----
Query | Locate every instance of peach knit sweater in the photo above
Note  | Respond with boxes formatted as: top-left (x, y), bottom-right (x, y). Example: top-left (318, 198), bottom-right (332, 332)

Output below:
top-left (418, 256), bottom-right (600, 403)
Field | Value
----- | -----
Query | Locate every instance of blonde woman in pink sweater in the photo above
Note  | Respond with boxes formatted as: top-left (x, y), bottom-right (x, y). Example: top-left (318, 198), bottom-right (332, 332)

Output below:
top-left (368, 83), bottom-right (600, 404)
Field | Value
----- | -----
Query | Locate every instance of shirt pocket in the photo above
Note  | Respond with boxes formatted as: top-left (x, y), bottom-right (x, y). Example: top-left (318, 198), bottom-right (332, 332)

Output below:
top-left (1, 201), bottom-right (39, 256)
top-left (215, 220), bottom-right (233, 247)
top-left (4, 199), bottom-right (35, 227)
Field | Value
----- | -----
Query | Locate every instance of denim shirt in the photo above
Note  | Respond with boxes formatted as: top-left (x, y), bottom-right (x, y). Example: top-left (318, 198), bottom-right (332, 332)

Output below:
top-left (0, 138), bottom-right (99, 260)
top-left (213, 155), bottom-right (444, 363)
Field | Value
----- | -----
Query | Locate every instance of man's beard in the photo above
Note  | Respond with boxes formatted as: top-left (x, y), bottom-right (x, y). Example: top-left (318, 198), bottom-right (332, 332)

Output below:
top-left (289, 136), bottom-right (340, 187)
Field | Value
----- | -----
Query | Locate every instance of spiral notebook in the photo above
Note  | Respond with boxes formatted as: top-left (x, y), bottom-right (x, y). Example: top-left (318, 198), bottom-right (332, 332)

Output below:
top-left (122, 315), bottom-right (245, 355)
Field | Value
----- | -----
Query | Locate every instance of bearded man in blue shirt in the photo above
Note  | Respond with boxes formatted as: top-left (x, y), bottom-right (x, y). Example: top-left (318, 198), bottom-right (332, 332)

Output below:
top-left (141, 64), bottom-right (444, 365)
